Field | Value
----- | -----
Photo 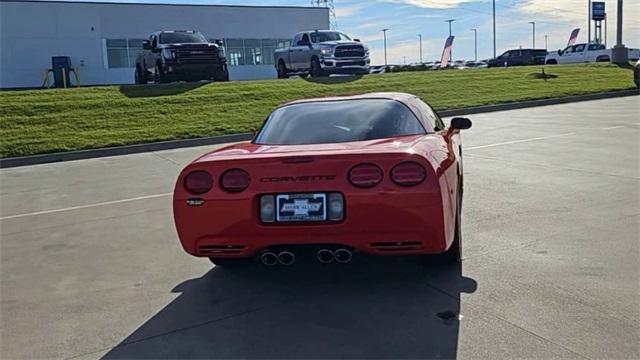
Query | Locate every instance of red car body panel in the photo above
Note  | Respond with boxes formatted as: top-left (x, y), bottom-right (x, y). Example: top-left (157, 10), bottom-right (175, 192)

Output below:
top-left (173, 93), bottom-right (463, 259)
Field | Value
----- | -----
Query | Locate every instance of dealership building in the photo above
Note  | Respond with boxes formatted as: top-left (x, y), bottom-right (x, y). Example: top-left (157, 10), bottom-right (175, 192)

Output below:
top-left (0, 0), bottom-right (329, 88)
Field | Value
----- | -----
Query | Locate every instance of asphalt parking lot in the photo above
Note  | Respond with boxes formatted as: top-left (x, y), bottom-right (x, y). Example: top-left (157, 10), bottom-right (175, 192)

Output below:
top-left (1, 96), bottom-right (638, 359)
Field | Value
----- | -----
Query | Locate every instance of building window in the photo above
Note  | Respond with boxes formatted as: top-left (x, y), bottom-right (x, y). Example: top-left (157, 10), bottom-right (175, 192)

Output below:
top-left (223, 38), bottom-right (290, 66)
top-left (105, 38), bottom-right (145, 68)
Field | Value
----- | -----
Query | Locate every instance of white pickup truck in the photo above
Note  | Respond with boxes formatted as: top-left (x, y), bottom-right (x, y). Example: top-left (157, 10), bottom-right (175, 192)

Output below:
top-left (545, 43), bottom-right (640, 64)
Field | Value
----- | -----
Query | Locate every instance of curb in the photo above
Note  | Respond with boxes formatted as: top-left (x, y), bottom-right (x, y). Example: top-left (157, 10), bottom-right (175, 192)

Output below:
top-left (2, 88), bottom-right (638, 169)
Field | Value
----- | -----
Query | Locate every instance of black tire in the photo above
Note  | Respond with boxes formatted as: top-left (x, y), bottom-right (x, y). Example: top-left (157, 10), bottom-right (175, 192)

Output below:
top-left (277, 61), bottom-right (288, 79)
top-left (209, 257), bottom-right (253, 268)
top-left (596, 56), bottom-right (610, 63)
top-left (310, 58), bottom-right (324, 78)
top-left (214, 67), bottom-right (229, 82)
top-left (154, 64), bottom-right (167, 84)
top-left (443, 182), bottom-right (463, 263)
top-left (545, 59), bottom-right (557, 65)
top-left (134, 66), bottom-right (147, 84)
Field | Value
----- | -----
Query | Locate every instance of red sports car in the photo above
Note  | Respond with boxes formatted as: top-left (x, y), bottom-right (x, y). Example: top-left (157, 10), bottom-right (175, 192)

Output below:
top-left (173, 92), bottom-right (471, 267)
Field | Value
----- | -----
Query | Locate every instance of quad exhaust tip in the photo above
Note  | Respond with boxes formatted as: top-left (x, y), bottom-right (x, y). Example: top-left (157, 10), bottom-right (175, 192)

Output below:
top-left (334, 248), bottom-right (353, 264)
top-left (317, 249), bottom-right (335, 264)
top-left (260, 251), bottom-right (279, 266)
top-left (278, 251), bottom-right (296, 266)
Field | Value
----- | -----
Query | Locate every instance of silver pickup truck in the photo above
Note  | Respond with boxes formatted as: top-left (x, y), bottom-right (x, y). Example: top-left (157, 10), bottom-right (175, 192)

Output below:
top-left (274, 30), bottom-right (370, 78)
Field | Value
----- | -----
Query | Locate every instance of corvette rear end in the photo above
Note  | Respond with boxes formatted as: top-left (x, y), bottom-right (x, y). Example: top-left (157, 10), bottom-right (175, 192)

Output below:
top-left (173, 93), bottom-right (471, 267)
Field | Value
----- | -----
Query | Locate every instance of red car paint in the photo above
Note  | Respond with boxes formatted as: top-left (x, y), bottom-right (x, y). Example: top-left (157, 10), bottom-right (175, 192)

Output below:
top-left (173, 92), bottom-right (466, 259)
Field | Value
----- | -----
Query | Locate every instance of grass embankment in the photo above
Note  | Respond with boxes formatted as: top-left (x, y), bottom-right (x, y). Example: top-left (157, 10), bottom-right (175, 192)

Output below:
top-left (0, 63), bottom-right (635, 158)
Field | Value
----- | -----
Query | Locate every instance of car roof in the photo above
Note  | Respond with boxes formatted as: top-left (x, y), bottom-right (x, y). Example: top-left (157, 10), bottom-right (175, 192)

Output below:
top-left (280, 92), bottom-right (420, 108)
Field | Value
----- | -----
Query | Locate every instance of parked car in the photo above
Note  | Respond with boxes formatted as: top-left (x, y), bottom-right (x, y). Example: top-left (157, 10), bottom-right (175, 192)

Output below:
top-left (173, 92), bottom-right (472, 267)
top-left (135, 30), bottom-right (229, 84)
top-left (274, 30), bottom-right (370, 78)
top-left (545, 43), bottom-right (640, 64)
top-left (487, 49), bottom-right (547, 67)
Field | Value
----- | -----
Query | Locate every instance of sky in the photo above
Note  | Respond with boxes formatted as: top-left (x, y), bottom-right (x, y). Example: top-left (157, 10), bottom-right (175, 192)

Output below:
top-left (34, 0), bottom-right (640, 64)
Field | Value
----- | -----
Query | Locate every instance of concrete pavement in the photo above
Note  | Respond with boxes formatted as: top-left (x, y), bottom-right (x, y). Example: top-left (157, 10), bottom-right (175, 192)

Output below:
top-left (1, 96), bottom-right (638, 359)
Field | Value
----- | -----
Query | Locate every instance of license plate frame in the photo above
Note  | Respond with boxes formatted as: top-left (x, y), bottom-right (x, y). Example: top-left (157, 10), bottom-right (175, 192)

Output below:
top-left (276, 193), bottom-right (327, 222)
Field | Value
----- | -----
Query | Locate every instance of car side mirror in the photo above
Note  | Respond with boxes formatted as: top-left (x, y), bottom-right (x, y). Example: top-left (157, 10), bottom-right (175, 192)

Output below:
top-left (558, 50), bottom-right (562, 55)
top-left (142, 40), bottom-right (151, 50)
top-left (451, 117), bottom-right (472, 130)
top-left (354, 38), bottom-right (361, 42)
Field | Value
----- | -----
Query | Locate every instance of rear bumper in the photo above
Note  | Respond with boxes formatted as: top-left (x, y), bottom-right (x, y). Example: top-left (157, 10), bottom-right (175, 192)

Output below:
top-left (174, 191), bottom-right (448, 258)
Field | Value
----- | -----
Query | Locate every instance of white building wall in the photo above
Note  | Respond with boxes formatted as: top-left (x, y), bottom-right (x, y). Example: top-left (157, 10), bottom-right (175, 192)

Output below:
top-left (0, 0), bottom-right (329, 87)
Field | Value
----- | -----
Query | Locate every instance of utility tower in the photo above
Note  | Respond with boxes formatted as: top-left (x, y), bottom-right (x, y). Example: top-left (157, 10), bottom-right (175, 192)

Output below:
top-left (311, 0), bottom-right (338, 30)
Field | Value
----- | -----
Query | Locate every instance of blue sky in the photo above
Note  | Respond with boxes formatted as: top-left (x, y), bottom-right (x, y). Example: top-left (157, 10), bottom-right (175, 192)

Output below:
top-left (40, 0), bottom-right (640, 64)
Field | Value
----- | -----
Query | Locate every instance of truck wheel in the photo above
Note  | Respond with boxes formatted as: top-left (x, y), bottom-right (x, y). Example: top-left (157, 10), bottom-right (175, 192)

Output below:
top-left (545, 59), bottom-right (557, 65)
top-left (214, 68), bottom-right (229, 82)
top-left (277, 61), bottom-right (288, 79)
top-left (596, 56), bottom-right (610, 62)
top-left (310, 58), bottom-right (324, 77)
top-left (154, 65), bottom-right (167, 84)
top-left (135, 66), bottom-right (147, 84)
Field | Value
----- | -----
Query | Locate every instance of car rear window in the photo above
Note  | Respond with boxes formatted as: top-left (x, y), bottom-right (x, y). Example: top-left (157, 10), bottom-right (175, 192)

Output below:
top-left (254, 99), bottom-right (426, 145)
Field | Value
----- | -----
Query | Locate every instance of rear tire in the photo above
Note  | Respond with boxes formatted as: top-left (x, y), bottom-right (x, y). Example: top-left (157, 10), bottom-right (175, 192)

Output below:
top-left (209, 257), bottom-right (253, 268)
top-left (443, 184), bottom-right (463, 263)
top-left (545, 59), bottom-right (557, 65)
top-left (277, 61), bottom-right (288, 79)
top-left (135, 66), bottom-right (147, 84)
top-left (596, 56), bottom-right (610, 62)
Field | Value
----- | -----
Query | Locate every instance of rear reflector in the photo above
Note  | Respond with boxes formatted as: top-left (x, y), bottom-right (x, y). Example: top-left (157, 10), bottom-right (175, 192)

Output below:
top-left (390, 162), bottom-right (426, 186)
top-left (221, 168), bottom-right (251, 193)
top-left (348, 163), bottom-right (383, 188)
top-left (184, 170), bottom-right (213, 194)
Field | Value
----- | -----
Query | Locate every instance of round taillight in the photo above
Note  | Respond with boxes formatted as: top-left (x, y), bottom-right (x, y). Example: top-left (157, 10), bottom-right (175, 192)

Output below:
top-left (348, 163), bottom-right (383, 188)
top-left (391, 161), bottom-right (426, 186)
top-left (184, 170), bottom-right (213, 194)
top-left (220, 168), bottom-right (251, 193)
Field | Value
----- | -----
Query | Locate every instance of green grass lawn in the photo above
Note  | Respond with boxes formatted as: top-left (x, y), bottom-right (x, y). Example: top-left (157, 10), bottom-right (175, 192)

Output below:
top-left (0, 63), bottom-right (636, 158)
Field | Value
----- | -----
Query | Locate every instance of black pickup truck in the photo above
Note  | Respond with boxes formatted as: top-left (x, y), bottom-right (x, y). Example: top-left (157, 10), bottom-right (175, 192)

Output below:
top-left (135, 30), bottom-right (229, 84)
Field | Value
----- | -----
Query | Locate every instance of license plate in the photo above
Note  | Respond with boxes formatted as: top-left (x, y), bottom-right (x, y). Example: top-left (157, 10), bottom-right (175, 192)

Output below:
top-left (276, 193), bottom-right (326, 222)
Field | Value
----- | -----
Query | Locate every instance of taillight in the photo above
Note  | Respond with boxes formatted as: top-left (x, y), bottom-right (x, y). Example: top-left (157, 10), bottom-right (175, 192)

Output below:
top-left (390, 161), bottom-right (426, 186)
top-left (220, 168), bottom-right (251, 193)
top-left (184, 170), bottom-right (213, 194)
top-left (348, 163), bottom-right (383, 188)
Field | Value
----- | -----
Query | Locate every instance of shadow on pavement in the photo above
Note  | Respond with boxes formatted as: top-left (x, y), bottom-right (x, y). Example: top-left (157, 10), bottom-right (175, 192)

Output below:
top-left (119, 82), bottom-right (210, 98)
top-left (103, 256), bottom-right (476, 359)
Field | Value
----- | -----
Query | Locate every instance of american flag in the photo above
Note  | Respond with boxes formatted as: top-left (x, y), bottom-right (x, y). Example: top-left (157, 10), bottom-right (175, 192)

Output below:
top-left (567, 28), bottom-right (580, 46)
top-left (440, 36), bottom-right (455, 69)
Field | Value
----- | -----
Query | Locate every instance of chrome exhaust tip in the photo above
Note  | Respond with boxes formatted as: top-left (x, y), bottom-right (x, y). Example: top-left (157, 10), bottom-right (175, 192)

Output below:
top-left (278, 251), bottom-right (296, 266)
top-left (317, 249), bottom-right (335, 264)
top-left (260, 251), bottom-right (279, 266)
top-left (334, 248), bottom-right (353, 264)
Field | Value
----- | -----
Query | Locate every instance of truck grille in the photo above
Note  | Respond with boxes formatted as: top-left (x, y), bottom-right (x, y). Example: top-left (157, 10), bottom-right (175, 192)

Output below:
top-left (335, 45), bottom-right (365, 58)
top-left (176, 46), bottom-right (219, 64)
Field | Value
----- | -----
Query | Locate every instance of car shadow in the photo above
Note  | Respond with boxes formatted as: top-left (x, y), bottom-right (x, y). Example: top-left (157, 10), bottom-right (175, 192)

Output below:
top-left (119, 81), bottom-right (211, 98)
top-left (102, 256), bottom-right (476, 359)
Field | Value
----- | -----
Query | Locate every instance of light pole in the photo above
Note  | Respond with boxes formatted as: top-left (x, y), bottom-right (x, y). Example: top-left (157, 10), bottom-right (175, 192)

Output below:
top-left (445, 19), bottom-right (456, 61)
top-left (588, 0), bottom-right (592, 43)
top-left (492, 0), bottom-right (496, 58)
top-left (611, 0), bottom-right (628, 63)
top-left (381, 28), bottom-right (389, 66)
top-left (471, 28), bottom-right (478, 61)
top-left (544, 34), bottom-right (548, 49)
top-left (529, 21), bottom-right (536, 48)
top-left (418, 34), bottom-right (423, 64)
